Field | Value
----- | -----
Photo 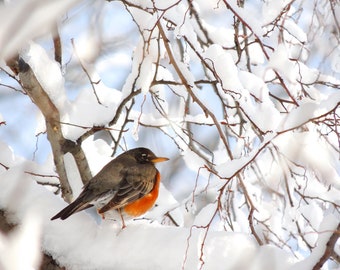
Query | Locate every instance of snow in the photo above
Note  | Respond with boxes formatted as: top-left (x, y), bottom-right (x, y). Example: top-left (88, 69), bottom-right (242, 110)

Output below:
top-left (0, 162), bottom-right (292, 270)
top-left (273, 131), bottom-right (340, 188)
top-left (268, 44), bottom-right (298, 83)
top-left (0, 0), bottom-right (80, 60)
top-left (81, 138), bottom-right (114, 175)
top-left (238, 71), bottom-right (281, 132)
top-left (216, 133), bottom-right (275, 179)
top-left (331, 48), bottom-right (340, 73)
top-left (204, 25), bottom-right (235, 48)
top-left (64, 153), bottom-right (83, 198)
top-left (204, 44), bottom-right (243, 92)
top-left (290, 215), bottom-right (339, 270)
top-left (247, 43), bottom-right (265, 65)
top-left (262, 0), bottom-right (292, 24)
top-left (192, 203), bottom-right (217, 226)
top-left (283, 20), bottom-right (307, 43)
top-left (61, 82), bottom-right (122, 140)
top-left (21, 42), bottom-right (70, 114)
top-left (181, 148), bottom-right (210, 175)
top-left (279, 91), bottom-right (340, 134)
top-left (226, 0), bottom-right (264, 37)
top-left (0, 212), bottom-right (42, 270)
top-left (0, 141), bottom-right (16, 168)
top-left (299, 202), bottom-right (323, 244)
top-left (137, 56), bottom-right (155, 94)
top-left (1, 0), bottom-right (340, 269)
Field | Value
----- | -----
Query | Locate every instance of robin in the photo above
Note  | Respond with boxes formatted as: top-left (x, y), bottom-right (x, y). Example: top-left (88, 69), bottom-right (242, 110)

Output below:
top-left (51, 147), bottom-right (169, 225)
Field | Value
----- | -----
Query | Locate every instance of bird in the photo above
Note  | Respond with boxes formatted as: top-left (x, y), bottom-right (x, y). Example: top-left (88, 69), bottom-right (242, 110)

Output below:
top-left (51, 147), bottom-right (169, 225)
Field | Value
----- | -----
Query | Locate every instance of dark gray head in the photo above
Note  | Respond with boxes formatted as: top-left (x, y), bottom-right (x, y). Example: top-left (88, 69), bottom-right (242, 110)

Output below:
top-left (121, 147), bottom-right (169, 164)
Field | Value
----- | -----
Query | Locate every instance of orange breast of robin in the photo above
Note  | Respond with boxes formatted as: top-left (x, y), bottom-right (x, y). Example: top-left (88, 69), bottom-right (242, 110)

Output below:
top-left (123, 171), bottom-right (161, 217)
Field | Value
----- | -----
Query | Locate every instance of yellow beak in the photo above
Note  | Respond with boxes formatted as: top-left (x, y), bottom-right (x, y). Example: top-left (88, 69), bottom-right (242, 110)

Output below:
top-left (151, 157), bottom-right (169, 163)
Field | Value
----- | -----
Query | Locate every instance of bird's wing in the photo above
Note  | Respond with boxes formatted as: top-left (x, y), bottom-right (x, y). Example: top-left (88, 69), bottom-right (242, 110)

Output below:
top-left (97, 165), bottom-right (157, 213)
top-left (50, 195), bottom-right (94, 220)
top-left (50, 185), bottom-right (118, 220)
top-left (51, 161), bottom-right (126, 220)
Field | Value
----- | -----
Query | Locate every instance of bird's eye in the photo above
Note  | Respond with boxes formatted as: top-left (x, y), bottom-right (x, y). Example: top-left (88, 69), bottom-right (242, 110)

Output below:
top-left (136, 151), bottom-right (152, 163)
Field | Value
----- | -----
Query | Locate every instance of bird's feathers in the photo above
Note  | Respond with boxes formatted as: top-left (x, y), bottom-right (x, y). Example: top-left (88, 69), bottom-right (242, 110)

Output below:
top-left (51, 147), bottom-right (167, 220)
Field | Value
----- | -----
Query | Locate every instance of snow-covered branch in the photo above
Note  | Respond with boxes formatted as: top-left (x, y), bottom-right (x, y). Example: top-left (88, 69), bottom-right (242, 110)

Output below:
top-left (0, 0), bottom-right (339, 269)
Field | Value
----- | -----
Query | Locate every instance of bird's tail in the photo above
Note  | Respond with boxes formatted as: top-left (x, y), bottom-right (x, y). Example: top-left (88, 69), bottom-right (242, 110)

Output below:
top-left (51, 197), bottom-right (92, 220)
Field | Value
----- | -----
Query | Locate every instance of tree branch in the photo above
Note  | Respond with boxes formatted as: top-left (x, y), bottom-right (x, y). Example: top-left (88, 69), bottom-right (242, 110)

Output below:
top-left (16, 57), bottom-right (73, 202)
top-left (312, 222), bottom-right (340, 270)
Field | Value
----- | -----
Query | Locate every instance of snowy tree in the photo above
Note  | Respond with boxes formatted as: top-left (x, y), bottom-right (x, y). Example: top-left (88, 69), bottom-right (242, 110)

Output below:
top-left (0, 0), bottom-right (339, 269)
